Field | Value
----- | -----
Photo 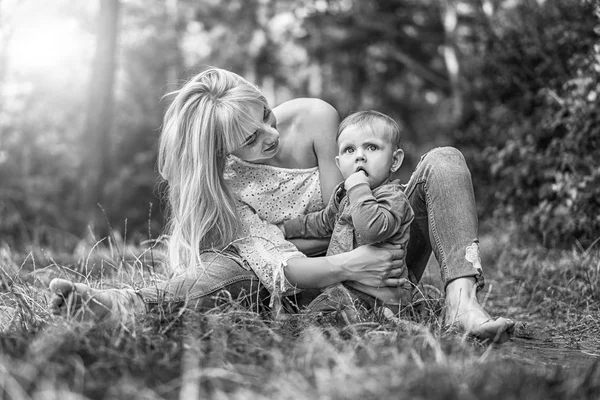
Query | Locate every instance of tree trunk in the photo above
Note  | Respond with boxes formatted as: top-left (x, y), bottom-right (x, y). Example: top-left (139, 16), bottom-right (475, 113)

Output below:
top-left (441, 0), bottom-right (464, 125)
top-left (81, 0), bottom-right (120, 232)
top-left (165, 0), bottom-right (184, 93)
top-left (0, 0), bottom-right (13, 105)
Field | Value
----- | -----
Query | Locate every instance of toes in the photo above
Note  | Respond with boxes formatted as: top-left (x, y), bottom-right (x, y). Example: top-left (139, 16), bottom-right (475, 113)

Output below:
top-left (493, 328), bottom-right (510, 344)
top-left (49, 295), bottom-right (66, 314)
top-left (49, 278), bottom-right (75, 296)
top-left (467, 317), bottom-right (516, 344)
top-left (506, 319), bottom-right (516, 334)
top-left (49, 279), bottom-right (73, 316)
top-left (48, 280), bottom-right (115, 322)
top-left (48, 279), bottom-right (88, 318)
top-left (500, 318), bottom-right (516, 342)
top-left (488, 318), bottom-right (516, 343)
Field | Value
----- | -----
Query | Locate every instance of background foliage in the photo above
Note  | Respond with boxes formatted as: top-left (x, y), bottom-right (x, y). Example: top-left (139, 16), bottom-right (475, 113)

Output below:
top-left (451, 0), bottom-right (600, 248)
top-left (0, 0), bottom-right (598, 251)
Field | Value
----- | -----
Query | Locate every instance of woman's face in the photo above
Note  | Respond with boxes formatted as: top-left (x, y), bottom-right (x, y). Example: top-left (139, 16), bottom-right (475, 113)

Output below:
top-left (231, 104), bottom-right (280, 162)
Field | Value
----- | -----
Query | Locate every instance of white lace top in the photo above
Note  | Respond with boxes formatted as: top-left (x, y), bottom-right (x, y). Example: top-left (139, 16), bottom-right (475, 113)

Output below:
top-left (224, 155), bottom-right (325, 296)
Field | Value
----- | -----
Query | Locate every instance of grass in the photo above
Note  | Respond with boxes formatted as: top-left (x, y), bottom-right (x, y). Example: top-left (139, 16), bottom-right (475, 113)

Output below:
top-left (0, 225), bottom-right (599, 399)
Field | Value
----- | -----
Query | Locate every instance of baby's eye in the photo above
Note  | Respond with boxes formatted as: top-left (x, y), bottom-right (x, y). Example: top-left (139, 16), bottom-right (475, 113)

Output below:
top-left (367, 144), bottom-right (379, 151)
top-left (344, 147), bottom-right (354, 154)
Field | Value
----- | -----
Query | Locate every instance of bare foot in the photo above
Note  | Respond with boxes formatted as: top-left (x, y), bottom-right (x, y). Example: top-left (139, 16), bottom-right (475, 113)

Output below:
top-left (444, 277), bottom-right (515, 344)
top-left (49, 278), bottom-right (144, 326)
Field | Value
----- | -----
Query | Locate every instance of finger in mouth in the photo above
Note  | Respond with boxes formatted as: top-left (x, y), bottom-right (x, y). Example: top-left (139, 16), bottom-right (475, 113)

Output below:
top-left (356, 167), bottom-right (369, 176)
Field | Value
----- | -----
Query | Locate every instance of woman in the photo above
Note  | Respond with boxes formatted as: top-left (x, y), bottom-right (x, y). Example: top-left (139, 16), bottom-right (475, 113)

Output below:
top-left (50, 67), bottom-right (514, 343)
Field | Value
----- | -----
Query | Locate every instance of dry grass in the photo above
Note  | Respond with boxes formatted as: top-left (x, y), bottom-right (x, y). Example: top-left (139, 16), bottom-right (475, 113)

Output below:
top-left (0, 226), bottom-right (599, 399)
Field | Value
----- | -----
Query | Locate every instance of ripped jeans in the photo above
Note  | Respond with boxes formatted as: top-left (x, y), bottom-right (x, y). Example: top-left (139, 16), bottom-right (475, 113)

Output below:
top-left (137, 147), bottom-right (484, 312)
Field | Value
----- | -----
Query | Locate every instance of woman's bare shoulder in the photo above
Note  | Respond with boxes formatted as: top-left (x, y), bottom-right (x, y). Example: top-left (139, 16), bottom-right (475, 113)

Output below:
top-left (274, 98), bottom-right (339, 129)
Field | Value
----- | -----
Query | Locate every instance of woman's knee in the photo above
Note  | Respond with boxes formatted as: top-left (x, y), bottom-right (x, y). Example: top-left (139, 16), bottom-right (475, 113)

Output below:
top-left (422, 147), bottom-right (471, 178)
top-left (423, 146), bottom-right (467, 166)
top-left (196, 251), bottom-right (256, 282)
top-left (143, 251), bottom-right (258, 301)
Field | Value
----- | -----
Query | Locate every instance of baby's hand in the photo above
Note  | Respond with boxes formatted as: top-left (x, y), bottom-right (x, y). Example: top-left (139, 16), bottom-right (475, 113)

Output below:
top-left (344, 170), bottom-right (370, 190)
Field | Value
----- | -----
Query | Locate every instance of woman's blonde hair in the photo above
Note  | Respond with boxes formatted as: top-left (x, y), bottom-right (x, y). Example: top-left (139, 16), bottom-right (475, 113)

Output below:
top-left (158, 67), bottom-right (268, 271)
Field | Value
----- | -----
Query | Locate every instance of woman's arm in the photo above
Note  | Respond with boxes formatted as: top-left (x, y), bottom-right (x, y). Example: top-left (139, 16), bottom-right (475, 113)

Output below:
top-left (271, 98), bottom-right (341, 200)
top-left (305, 99), bottom-right (344, 201)
top-left (284, 245), bottom-right (406, 289)
top-left (235, 201), bottom-right (405, 295)
top-left (272, 98), bottom-right (342, 258)
top-left (288, 238), bottom-right (330, 257)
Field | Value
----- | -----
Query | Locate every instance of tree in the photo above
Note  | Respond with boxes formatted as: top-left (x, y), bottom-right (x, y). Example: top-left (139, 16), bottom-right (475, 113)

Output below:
top-left (81, 0), bottom-right (120, 232)
top-left (0, 0), bottom-right (14, 104)
top-left (295, 0), bottom-right (451, 161)
top-left (449, 0), bottom-right (600, 247)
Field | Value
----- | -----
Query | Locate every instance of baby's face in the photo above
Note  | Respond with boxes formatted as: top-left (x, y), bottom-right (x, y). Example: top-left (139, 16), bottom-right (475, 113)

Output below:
top-left (335, 122), bottom-right (402, 189)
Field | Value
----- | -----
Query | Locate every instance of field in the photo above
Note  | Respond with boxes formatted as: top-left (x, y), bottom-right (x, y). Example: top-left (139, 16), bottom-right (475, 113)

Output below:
top-left (1, 223), bottom-right (599, 400)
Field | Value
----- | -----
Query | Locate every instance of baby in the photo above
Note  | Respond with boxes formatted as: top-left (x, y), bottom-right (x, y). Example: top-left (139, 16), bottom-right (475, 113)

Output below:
top-left (280, 110), bottom-right (414, 316)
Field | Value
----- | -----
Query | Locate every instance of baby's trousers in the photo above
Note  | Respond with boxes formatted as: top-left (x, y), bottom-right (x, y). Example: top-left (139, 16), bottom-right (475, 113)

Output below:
top-left (137, 146), bottom-right (484, 312)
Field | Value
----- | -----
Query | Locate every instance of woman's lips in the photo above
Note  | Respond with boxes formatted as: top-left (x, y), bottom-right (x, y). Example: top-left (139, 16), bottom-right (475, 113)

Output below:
top-left (265, 139), bottom-right (279, 153)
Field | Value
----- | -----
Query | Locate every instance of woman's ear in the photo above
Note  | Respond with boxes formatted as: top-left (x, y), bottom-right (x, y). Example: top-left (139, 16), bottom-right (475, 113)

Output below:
top-left (390, 149), bottom-right (404, 172)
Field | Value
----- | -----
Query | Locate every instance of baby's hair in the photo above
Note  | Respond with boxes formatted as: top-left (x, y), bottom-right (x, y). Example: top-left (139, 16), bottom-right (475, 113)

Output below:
top-left (157, 67), bottom-right (268, 271)
top-left (337, 110), bottom-right (403, 149)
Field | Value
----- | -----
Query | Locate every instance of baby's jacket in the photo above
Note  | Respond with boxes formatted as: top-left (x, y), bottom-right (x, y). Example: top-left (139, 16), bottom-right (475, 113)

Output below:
top-left (283, 179), bottom-right (414, 255)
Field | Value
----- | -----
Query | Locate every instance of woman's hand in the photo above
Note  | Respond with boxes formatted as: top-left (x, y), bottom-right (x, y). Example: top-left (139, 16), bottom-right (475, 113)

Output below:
top-left (284, 244), bottom-right (405, 290)
top-left (340, 245), bottom-right (406, 288)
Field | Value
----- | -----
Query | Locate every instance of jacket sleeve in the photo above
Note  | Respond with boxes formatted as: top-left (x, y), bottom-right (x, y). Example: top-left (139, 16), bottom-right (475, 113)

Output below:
top-left (282, 184), bottom-right (341, 239)
top-left (346, 182), bottom-right (414, 245)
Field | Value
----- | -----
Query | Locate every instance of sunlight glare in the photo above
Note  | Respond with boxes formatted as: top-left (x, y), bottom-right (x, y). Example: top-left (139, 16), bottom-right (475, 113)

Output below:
top-left (7, 17), bottom-right (88, 72)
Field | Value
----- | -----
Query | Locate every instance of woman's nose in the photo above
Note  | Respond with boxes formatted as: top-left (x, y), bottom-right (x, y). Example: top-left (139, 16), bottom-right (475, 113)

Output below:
top-left (263, 127), bottom-right (279, 144)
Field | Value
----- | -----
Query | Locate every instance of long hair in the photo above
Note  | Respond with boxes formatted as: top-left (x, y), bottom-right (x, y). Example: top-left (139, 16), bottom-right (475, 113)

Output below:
top-left (158, 67), bottom-right (268, 271)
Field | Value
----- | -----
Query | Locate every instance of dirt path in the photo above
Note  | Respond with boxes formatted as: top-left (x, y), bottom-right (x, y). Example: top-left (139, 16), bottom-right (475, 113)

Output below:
top-left (502, 336), bottom-right (599, 372)
top-left (422, 254), bottom-right (600, 372)
top-left (486, 283), bottom-right (600, 372)
top-left (486, 289), bottom-right (600, 372)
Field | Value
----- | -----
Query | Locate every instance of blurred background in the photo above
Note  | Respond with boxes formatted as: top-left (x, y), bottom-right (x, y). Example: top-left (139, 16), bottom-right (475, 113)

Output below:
top-left (0, 0), bottom-right (598, 253)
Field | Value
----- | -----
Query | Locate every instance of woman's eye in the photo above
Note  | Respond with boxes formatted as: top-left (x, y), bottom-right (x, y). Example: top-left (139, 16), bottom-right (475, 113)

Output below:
top-left (263, 108), bottom-right (272, 121)
top-left (244, 133), bottom-right (257, 147)
top-left (268, 110), bottom-right (277, 128)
